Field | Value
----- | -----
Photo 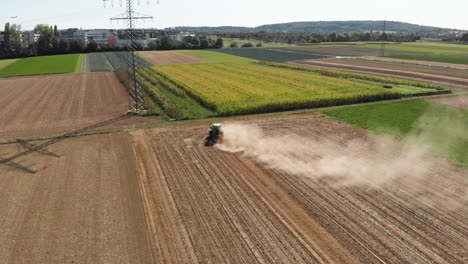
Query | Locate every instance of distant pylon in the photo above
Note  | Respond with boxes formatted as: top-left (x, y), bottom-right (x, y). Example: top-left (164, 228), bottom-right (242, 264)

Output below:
top-left (380, 19), bottom-right (387, 57)
top-left (103, 0), bottom-right (154, 113)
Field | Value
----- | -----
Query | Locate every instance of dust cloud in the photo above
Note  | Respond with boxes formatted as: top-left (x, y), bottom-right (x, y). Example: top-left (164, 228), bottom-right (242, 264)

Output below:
top-left (216, 108), bottom-right (467, 187)
top-left (217, 123), bottom-right (433, 186)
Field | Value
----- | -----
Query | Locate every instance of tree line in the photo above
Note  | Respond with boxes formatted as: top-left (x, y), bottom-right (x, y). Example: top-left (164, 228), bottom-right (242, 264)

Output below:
top-left (217, 31), bottom-right (468, 44)
top-left (0, 23), bottom-right (224, 59)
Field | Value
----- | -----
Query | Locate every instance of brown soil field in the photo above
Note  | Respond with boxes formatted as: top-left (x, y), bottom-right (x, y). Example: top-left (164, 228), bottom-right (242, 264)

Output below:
top-left (360, 56), bottom-right (468, 70)
top-left (432, 95), bottom-right (468, 110)
top-left (291, 58), bottom-right (468, 90)
top-left (0, 133), bottom-right (153, 264)
top-left (138, 51), bottom-right (205, 65)
top-left (131, 114), bottom-right (468, 263)
top-left (346, 58), bottom-right (468, 79)
top-left (0, 72), bottom-right (155, 139)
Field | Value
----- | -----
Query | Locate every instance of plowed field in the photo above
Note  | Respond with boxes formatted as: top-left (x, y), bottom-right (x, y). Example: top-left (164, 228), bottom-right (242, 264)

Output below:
top-left (0, 133), bottom-right (153, 264)
top-left (131, 114), bottom-right (467, 263)
top-left (0, 72), bottom-right (131, 138)
top-left (432, 95), bottom-right (468, 110)
top-left (291, 58), bottom-right (468, 90)
top-left (138, 51), bottom-right (205, 65)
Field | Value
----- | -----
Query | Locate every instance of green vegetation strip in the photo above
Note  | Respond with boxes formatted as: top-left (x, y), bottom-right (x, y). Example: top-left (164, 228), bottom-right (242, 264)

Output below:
top-left (260, 61), bottom-right (450, 91)
top-left (388, 54), bottom-right (468, 65)
top-left (137, 67), bottom-right (214, 120)
top-left (0, 59), bottom-right (19, 70)
top-left (0, 54), bottom-right (82, 78)
top-left (323, 100), bottom-right (468, 167)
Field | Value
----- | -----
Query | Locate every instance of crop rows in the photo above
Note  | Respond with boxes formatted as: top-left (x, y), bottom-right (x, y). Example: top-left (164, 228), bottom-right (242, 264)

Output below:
top-left (86, 53), bottom-right (113, 72)
top-left (136, 69), bottom-right (185, 119)
top-left (155, 62), bottom-right (401, 115)
top-left (214, 48), bottom-right (329, 62)
top-left (138, 65), bottom-right (215, 120)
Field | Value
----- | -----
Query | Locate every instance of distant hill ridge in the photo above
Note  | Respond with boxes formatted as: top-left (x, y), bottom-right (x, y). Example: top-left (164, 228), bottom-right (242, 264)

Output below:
top-left (170, 21), bottom-right (461, 33)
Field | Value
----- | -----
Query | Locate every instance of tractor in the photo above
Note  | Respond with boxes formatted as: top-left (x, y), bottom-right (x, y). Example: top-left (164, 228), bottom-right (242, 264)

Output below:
top-left (205, 123), bottom-right (223, 147)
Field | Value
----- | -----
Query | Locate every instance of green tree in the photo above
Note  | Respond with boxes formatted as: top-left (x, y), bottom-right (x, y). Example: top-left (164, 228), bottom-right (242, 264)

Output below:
top-left (34, 24), bottom-right (54, 55)
top-left (159, 37), bottom-right (176, 50)
top-left (86, 40), bottom-right (98, 52)
top-left (200, 38), bottom-right (209, 49)
top-left (69, 39), bottom-right (84, 53)
top-left (148, 40), bottom-right (159, 50)
top-left (256, 43), bottom-right (263, 47)
top-left (230, 42), bottom-right (238, 48)
top-left (462, 33), bottom-right (468, 42)
top-left (3, 23), bottom-right (11, 54)
top-left (215, 37), bottom-right (224, 48)
top-left (9, 24), bottom-right (23, 55)
top-left (58, 39), bottom-right (69, 53)
top-left (190, 37), bottom-right (200, 47)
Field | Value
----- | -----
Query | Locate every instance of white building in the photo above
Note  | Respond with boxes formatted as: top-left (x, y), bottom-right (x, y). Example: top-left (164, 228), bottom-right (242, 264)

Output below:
top-left (86, 29), bottom-right (112, 46)
top-left (22, 32), bottom-right (40, 48)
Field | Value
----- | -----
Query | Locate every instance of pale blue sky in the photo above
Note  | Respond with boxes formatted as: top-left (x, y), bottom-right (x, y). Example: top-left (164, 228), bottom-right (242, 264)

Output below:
top-left (1, 0), bottom-right (467, 30)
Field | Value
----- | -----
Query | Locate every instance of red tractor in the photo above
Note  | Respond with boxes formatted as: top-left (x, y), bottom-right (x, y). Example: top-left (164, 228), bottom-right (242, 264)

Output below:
top-left (204, 123), bottom-right (223, 147)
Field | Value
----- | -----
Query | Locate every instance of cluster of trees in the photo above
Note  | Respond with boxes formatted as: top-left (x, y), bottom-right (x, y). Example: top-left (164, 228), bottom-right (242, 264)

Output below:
top-left (229, 42), bottom-right (263, 48)
top-left (0, 23), bottom-right (124, 59)
top-left (147, 35), bottom-right (224, 50)
top-left (462, 33), bottom-right (468, 42)
top-left (217, 31), bottom-right (424, 44)
top-left (0, 23), bottom-right (23, 58)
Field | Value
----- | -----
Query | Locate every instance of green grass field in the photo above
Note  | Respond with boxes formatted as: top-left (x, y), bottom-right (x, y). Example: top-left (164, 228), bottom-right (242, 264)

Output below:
top-left (0, 59), bottom-right (19, 70)
top-left (288, 42), bottom-right (468, 64)
top-left (0, 54), bottom-right (82, 78)
top-left (322, 99), bottom-right (468, 167)
top-left (176, 50), bottom-right (255, 63)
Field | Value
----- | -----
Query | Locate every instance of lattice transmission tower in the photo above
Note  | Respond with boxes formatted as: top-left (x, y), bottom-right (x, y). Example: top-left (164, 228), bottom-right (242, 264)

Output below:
top-left (379, 19), bottom-right (387, 57)
top-left (103, 0), bottom-right (156, 113)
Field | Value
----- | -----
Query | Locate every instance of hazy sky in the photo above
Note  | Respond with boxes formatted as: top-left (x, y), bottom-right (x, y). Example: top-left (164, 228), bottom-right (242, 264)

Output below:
top-left (1, 0), bottom-right (467, 30)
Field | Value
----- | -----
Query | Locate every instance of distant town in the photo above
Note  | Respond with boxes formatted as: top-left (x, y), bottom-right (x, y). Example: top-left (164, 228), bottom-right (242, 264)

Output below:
top-left (1, 21), bottom-right (467, 60)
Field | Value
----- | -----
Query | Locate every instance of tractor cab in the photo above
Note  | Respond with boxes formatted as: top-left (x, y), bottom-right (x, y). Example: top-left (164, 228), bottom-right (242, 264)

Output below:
top-left (205, 123), bottom-right (223, 147)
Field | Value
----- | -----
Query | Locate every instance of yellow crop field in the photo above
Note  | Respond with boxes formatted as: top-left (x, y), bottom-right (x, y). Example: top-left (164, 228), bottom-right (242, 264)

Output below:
top-left (154, 62), bottom-right (401, 115)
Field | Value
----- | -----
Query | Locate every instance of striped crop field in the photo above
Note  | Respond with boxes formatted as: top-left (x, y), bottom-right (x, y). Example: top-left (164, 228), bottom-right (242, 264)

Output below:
top-left (143, 61), bottom-right (449, 117)
top-left (154, 62), bottom-right (406, 115)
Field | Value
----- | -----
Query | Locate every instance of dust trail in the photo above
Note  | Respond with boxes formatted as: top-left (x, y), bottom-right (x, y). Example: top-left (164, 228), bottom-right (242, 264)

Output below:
top-left (217, 123), bottom-right (432, 186)
top-left (215, 112), bottom-right (468, 209)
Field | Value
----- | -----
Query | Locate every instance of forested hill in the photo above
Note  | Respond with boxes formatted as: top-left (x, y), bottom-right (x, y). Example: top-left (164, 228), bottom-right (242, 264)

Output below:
top-left (170, 21), bottom-right (456, 33)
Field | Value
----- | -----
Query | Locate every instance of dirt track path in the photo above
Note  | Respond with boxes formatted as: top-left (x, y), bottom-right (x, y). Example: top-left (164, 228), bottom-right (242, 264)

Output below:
top-left (0, 133), bottom-right (153, 264)
top-left (131, 115), bottom-right (468, 263)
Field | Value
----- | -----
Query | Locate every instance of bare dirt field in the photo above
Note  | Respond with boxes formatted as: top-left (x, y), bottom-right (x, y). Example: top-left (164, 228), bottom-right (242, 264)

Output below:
top-left (0, 72), bottom-right (155, 139)
top-left (432, 94), bottom-right (468, 110)
top-left (291, 58), bottom-right (468, 90)
top-left (131, 114), bottom-right (467, 263)
top-left (138, 51), bottom-right (205, 65)
top-left (360, 56), bottom-right (468, 70)
top-left (0, 133), bottom-right (153, 264)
